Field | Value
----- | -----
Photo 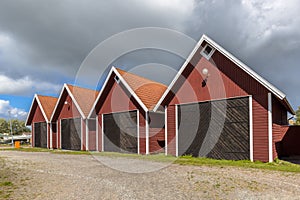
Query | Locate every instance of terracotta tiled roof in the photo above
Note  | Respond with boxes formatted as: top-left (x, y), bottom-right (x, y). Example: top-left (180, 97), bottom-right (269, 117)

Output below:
top-left (37, 95), bottom-right (58, 121)
top-left (66, 84), bottom-right (99, 117)
top-left (116, 68), bottom-right (167, 110)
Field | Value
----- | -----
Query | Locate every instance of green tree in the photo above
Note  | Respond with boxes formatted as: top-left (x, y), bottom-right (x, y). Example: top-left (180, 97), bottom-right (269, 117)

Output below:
top-left (296, 106), bottom-right (300, 125)
top-left (0, 118), bottom-right (30, 135)
top-left (0, 118), bottom-right (9, 133)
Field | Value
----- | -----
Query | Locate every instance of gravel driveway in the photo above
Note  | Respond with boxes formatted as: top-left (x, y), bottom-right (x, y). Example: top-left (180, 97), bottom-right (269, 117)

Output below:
top-left (1, 151), bottom-right (300, 200)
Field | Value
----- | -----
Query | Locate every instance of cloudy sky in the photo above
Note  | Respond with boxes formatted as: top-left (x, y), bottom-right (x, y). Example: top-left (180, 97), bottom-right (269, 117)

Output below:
top-left (0, 0), bottom-right (300, 119)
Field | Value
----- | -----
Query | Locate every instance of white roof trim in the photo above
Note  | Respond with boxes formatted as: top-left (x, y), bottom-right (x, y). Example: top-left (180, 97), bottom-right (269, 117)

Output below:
top-left (50, 84), bottom-right (86, 122)
top-left (202, 34), bottom-right (286, 99)
top-left (113, 67), bottom-right (149, 112)
top-left (153, 37), bottom-right (204, 111)
top-left (88, 66), bottom-right (149, 118)
top-left (26, 94), bottom-right (49, 125)
top-left (88, 67), bottom-right (114, 118)
top-left (153, 34), bottom-right (288, 112)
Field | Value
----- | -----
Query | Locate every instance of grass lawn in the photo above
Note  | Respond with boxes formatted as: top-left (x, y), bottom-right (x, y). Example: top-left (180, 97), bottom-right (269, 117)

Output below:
top-left (1, 147), bottom-right (300, 173)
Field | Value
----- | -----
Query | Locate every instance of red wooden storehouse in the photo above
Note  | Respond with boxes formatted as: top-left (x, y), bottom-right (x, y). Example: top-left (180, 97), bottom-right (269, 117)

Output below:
top-left (89, 67), bottom-right (167, 154)
top-left (26, 95), bottom-right (58, 149)
top-left (50, 84), bottom-right (99, 151)
top-left (153, 34), bottom-right (295, 162)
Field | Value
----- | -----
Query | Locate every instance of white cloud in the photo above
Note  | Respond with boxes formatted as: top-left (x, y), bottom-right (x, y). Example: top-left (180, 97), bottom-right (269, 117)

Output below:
top-left (0, 99), bottom-right (27, 119)
top-left (241, 0), bottom-right (300, 47)
top-left (0, 74), bottom-right (61, 96)
top-left (145, 0), bottom-right (195, 15)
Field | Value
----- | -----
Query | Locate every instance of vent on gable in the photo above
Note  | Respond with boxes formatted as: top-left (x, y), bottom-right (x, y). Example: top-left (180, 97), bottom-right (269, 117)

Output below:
top-left (200, 44), bottom-right (215, 60)
top-left (114, 75), bottom-right (120, 84)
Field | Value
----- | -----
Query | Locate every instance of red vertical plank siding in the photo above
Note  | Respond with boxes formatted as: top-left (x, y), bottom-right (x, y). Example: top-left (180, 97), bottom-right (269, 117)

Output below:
top-left (32, 102), bottom-right (46, 122)
top-left (82, 119), bottom-right (86, 151)
top-left (252, 96), bottom-right (269, 162)
top-left (56, 91), bottom-right (82, 149)
top-left (96, 74), bottom-right (147, 154)
top-left (149, 128), bottom-right (165, 153)
top-left (52, 133), bottom-right (57, 149)
top-left (163, 46), bottom-right (285, 161)
top-left (47, 124), bottom-right (50, 148)
top-left (31, 124), bottom-right (34, 147)
top-left (31, 101), bottom-right (47, 147)
top-left (57, 120), bottom-right (60, 148)
top-left (139, 112), bottom-right (146, 154)
top-left (272, 97), bottom-right (288, 159)
top-left (98, 115), bottom-right (102, 151)
top-left (167, 105), bottom-right (176, 156)
top-left (88, 120), bottom-right (97, 151)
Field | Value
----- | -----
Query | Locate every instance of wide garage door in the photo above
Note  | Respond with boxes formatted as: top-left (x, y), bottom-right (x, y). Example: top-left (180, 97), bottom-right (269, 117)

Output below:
top-left (103, 111), bottom-right (138, 153)
top-left (34, 122), bottom-right (47, 148)
top-left (177, 97), bottom-right (249, 160)
top-left (61, 118), bottom-right (81, 150)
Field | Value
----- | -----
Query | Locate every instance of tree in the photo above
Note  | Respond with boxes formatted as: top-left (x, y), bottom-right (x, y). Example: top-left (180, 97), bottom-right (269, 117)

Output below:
top-left (296, 106), bottom-right (300, 125)
top-left (0, 118), bottom-right (30, 135)
top-left (0, 118), bottom-right (9, 133)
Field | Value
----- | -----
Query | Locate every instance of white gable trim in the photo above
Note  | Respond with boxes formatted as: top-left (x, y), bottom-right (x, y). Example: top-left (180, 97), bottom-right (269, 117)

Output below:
top-left (87, 66), bottom-right (149, 118)
top-left (113, 67), bottom-right (149, 112)
top-left (50, 84), bottom-right (86, 122)
top-left (153, 34), bottom-right (289, 112)
top-left (88, 67), bottom-right (114, 118)
top-left (26, 94), bottom-right (49, 125)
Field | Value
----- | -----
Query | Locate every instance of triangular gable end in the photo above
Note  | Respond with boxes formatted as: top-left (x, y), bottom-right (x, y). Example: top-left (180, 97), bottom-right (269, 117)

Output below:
top-left (50, 84), bottom-right (86, 122)
top-left (26, 94), bottom-right (49, 125)
top-left (153, 34), bottom-right (295, 114)
top-left (88, 67), bottom-right (149, 118)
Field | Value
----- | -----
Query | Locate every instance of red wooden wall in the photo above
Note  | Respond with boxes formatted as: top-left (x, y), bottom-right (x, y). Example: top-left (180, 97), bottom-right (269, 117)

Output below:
top-left (55, 91), bottom-right (84, 150)
top-left (30, 101), bottom-right (47, 148)
top-left (163, 43), bottom-right (288, 162)
top-left (96, 73), bottom-right (147, 154)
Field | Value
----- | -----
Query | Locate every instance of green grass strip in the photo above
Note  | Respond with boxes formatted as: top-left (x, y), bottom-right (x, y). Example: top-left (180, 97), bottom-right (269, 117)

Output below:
top-left (1, 147), bottom-right (300, 173)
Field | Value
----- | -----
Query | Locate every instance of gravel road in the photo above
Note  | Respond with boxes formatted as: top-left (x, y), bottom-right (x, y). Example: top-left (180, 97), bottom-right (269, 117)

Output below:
top-left (1, 151), bottom-right (300, 200)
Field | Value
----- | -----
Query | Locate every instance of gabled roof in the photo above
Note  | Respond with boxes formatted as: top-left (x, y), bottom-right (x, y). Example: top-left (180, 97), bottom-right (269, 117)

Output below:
top-left (116, 68), bottom-right (167, 110)
top-left (88, 67), bottom-right (167, 118)
top-left (153, 34), bottom-right (295, 114)
top-left (26, 94), bottom-right (58, 125)
top-left (51, 84), bottom-right (99, 121)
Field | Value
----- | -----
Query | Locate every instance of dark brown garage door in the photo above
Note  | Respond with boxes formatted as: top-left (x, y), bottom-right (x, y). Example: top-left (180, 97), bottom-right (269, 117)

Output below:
top-left (103, 111), bottom-right (138, 153)
top-left (61, 118), bottom-right (81, 150)
top-left (178, 97), bottom-right (249, 160)
top-left (34, 122), bottom-right (47, 148)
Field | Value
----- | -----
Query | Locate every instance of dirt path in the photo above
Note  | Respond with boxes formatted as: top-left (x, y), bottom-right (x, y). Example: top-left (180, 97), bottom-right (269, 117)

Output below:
top-left (1, 151), bottom-right (300, 200)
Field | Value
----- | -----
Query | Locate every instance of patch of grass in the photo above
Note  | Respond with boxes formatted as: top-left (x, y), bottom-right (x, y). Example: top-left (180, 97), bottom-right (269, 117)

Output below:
top-left (0, 147), bottom-right (51, 152)
top-left (0, 181), bottom-right (13, 186)
top-left (2, 148), bottom-right (300, 173)
top-left (175, 155), bottom-right (300, 173)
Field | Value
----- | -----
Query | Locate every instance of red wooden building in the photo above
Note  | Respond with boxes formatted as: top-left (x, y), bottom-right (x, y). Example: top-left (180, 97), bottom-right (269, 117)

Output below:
top-left (26, 95), bottom-right (58, 148)
top-left (89, 67), bottom-right (167, 154)
top-left (153, 35), bottom-right (295, 162)
top-left (50, 84), bottom-right (99, 151)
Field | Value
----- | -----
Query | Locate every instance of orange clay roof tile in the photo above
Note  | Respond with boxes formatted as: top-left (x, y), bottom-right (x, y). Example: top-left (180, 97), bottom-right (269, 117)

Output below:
top-left (116, 68), bottom-right (167, 110)
top-left (66, 84), bottom-right (99, 117)
top-left (36, 95), bottom-right (58, 121)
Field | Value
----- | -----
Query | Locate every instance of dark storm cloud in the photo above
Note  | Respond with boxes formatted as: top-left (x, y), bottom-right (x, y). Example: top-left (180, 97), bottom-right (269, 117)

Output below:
top-left (0, 0), bottom-right (300, 109)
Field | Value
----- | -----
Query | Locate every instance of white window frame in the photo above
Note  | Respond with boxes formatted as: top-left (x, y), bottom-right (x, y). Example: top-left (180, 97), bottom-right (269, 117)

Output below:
top-left (200, 44), bottom-right (215, 60)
